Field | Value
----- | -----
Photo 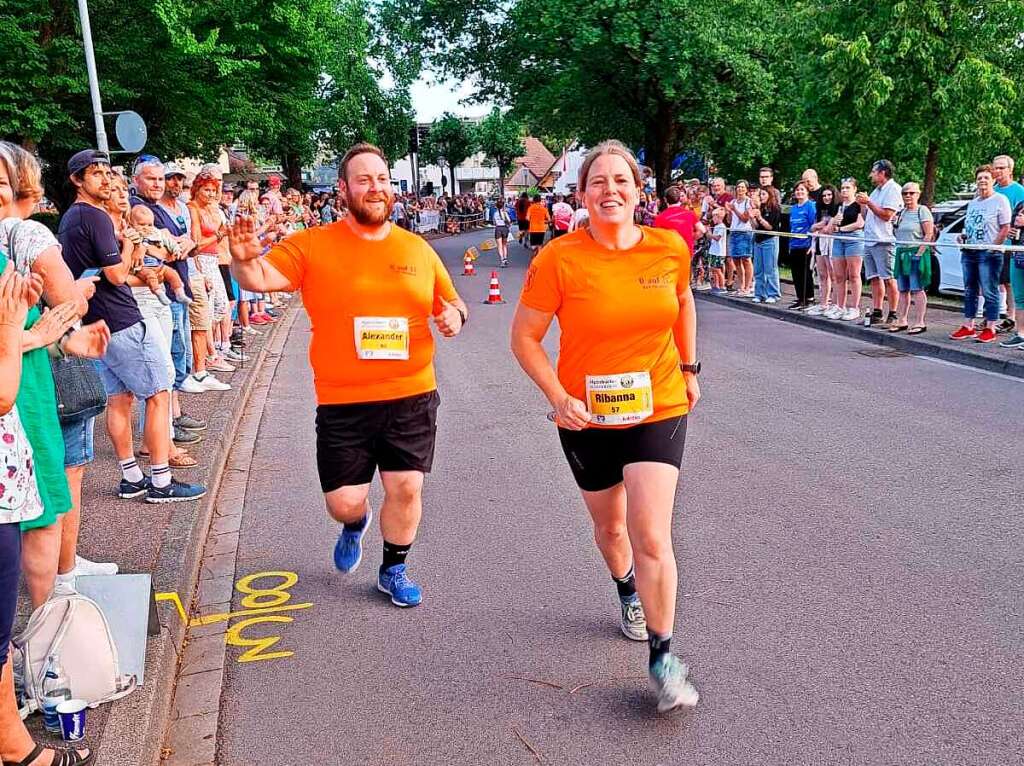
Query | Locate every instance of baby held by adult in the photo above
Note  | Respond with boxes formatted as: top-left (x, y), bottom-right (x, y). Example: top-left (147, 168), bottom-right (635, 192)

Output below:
top-left (129, 205), bottom-right (192, 306)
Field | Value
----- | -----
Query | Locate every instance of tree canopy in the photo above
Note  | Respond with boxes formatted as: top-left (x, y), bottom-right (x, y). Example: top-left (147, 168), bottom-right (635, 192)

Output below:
top-left (474, 108), bottom-right (525, 200)
top-left (420, 112), bottom-right (477, 195)
top-left (0, 0), bottom-right (414, 207)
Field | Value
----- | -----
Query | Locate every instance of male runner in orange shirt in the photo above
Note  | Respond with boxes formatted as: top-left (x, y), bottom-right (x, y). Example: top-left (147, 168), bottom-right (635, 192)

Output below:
top-left (228, 143), bottom-right (468, 607)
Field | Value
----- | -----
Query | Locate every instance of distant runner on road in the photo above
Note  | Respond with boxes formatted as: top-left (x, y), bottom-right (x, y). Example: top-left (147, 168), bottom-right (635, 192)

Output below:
top-left (510, 140), bottom-right (702, 713)
top-left (228, 142), bottom-right (468, 608)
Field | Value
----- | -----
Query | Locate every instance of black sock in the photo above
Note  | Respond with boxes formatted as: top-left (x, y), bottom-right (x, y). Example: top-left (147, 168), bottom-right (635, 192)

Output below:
top-left (648, 632), bottom-right (671, 668)
top-left (612, 566), bottom-right (637, 601)
top-left (343, 513), bottom-right (369, 533)
top-left (381, 540), bottom-right (411, 573)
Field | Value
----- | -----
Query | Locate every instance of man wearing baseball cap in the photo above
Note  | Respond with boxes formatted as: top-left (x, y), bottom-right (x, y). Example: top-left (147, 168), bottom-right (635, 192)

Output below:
top-left (60, 150), bottom-right (205, 503)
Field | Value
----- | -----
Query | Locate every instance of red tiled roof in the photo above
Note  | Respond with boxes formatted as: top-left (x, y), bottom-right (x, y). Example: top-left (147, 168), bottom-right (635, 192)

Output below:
top-left (506, 136), bottom-right (556, 186)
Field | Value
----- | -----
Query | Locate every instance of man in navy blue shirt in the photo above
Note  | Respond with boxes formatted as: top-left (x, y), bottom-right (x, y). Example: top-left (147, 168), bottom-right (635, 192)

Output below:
top-left (60, 149), bottom-right (204, 504)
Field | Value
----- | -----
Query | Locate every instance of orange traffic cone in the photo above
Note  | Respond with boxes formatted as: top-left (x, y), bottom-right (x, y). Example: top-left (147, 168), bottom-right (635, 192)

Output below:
top-left (463, 252), bottom-right (476, 276)
top-left (482, 271), bottom-right (506, 304)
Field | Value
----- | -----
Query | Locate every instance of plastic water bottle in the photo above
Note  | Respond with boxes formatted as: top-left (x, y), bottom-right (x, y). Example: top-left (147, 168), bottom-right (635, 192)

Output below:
top-left (41, 654), bottom-right (71, 733)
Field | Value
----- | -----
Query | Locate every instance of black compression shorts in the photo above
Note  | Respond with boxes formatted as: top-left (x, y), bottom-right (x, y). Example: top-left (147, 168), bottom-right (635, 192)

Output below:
top-left (315, 391), bottom-right (440, 492)
top-left (557, 415), bottom-right (687, 492)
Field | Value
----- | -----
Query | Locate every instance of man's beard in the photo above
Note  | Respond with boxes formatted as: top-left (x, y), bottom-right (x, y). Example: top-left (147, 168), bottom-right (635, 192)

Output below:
top-left (347, 191), bottom-right (394, 226)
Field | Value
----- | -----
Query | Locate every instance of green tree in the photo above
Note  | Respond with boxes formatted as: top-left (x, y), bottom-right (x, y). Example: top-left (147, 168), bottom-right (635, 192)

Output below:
top-left (420, 112), bottom-right (476, 195)
top-left (401, 0), bottom-right (785, 192)
top-left (475, 108), bottom-right (525, 200)
top-left (792, 0), bottom-right (1024, 203)
top-left (0, 0), bottom-right (414, 207)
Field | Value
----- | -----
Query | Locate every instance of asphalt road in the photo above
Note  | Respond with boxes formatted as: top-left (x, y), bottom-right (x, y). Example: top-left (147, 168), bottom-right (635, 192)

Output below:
top-left (215, 229), bottom-right (1024, 766)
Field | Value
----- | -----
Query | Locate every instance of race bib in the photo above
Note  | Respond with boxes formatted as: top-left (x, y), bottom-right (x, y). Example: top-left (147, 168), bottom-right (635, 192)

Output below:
top-left (353, 317), bottom-right (409, 360)
top-left (585, 371), bottom-right (654, 426)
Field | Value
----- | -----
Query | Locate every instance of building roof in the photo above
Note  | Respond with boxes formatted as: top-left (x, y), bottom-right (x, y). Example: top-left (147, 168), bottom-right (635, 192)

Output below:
top-left (506, 136), bottom-right (556, 187)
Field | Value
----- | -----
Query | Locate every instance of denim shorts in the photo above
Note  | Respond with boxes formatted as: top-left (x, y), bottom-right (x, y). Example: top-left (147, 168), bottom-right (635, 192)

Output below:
top-left (832, 233), bottom-right (864, 258)
top-left (896, 259), bottom-right (927, 292)
top-left (864, 242), bottom-right (895, 280)
top-left (729, 230), bottom-right (753, 258)
top-left (61, 415), bottom-right (96, 467)
top-left (95, 320), bottom-right (171, 400)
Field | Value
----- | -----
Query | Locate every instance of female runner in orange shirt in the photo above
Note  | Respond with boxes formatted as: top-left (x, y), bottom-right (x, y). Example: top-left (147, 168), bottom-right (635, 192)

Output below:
top-left (511, 140), bottom-right (701, 713)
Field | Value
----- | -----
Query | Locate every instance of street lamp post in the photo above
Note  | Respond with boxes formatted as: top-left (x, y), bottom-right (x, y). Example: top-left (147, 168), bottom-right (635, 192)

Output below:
top-left (76, 0), bottom-right (109, 153)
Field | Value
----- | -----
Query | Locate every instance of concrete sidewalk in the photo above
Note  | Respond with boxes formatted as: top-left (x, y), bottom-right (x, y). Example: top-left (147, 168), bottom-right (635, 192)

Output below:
top-left (697, 282), bottom-right (1024, 380)
top-left (15, 304), bottom-right (297, 766)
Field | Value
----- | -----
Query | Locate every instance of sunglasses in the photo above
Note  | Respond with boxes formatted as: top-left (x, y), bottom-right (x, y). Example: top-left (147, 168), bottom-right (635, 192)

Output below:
top-left (901, 191), bottom-right (919, 196)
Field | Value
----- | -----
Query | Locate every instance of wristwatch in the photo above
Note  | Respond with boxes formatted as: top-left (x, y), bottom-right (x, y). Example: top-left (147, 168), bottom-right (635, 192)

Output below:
top-left (680, 362), bottom-right (701, 375)
top-left (456, 306), bottom-right (468, 326)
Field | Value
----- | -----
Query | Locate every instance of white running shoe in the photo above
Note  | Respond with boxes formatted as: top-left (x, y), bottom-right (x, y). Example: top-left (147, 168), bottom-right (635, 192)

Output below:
top-left (55, 556), bottom-right (119, 588)
top-left (805, 305), bottom-right (825, 316)
top-left (823, 305), bottom-right (842, 319)
top-left (179, 375), bottom-right (206, 394)
top-left (842, 307), bottom-right (861, 321)
top-left (198, 374), bottom-right (231, 392)
top-left (751, 297), bottom-right (763, 304)
top-left (243, 326), bottom-right (262, 336)
top-left (764, 297), bottom-right (779, 304)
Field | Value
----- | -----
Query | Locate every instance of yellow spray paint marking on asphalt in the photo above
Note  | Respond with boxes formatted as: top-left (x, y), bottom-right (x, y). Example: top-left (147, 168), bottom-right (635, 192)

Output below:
top-left (155, 570), bottom-right (313, 663)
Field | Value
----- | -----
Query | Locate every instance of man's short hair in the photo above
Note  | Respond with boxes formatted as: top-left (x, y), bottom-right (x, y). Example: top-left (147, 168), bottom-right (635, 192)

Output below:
top-left (665, 186), bottom-right (683, 205)
top-left (976, 163), bottom-right (995, 178)
top-left (993, 154), bottom-right (1015, 172)
top-left (133, 156), bottom-right (164, 179)
top-left (340, 142), bottom-right (388, 182)
top-left (759, 167), bottom-right (774, 175)
top-left (872, 159), bottom-right (894, 178)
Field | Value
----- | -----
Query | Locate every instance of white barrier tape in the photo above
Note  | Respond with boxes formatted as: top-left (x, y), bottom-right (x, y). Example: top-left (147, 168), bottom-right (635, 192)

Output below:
top-left (743, 228), bottom-right (1024, 253)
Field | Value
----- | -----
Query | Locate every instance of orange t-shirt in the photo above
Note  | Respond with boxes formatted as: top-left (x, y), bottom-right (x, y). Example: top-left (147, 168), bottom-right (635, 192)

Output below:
top-left (527, 203), bottom-right (550, 233)
top-left (265, 222), bottom-right (459, 405)
top-left (519, 227), bottom-right (692, 427)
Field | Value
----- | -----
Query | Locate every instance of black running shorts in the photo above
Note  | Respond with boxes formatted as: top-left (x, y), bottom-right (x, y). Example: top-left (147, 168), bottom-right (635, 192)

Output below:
top-left (529, 232), bottom-right (545, 247)
top-left (557, 415), bottom-right (688, 492)
top-left (315, 391), bottom-right (440, 492)
top-left (219, 264), bottom-right (236, 302)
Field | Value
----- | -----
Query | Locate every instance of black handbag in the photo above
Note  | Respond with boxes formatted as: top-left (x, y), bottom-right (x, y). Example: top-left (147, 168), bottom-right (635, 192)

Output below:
top-left (50, 353), bottom-right (107, 423)
top-left (5, 220), bottom-right (108, 423)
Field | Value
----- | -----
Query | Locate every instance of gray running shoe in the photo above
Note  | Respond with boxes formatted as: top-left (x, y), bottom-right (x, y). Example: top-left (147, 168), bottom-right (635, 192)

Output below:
top-left (649, 654), bottom-right (699, 713)
top-left (174, 414), bottom-right (207, 431)
top-left (620, 595), bottom-right (648, 641)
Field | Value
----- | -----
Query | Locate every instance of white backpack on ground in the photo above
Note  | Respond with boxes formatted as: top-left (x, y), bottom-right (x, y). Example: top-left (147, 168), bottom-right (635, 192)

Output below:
top-left (13, 591), bottom-right (137, 713)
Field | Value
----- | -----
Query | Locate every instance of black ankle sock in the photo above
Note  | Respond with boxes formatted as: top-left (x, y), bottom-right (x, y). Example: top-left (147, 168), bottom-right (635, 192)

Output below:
top-left (648, 632), bottom-right (671, 668)
top-left (343, 513), bottom-right (369, 533)
top-left (612, 566), bottom-right (637, 601)
top-left (381, 540), bottom-right (411, 573)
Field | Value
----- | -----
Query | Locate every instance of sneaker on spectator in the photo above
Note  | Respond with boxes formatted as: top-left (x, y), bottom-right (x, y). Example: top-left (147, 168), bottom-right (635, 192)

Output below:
top-left (223, 348), bottom-right (247, 363)
top-left (693, 283), bottom-right (711, 292)
top-left (118, 476), bottom-right (151, 499)
top-left (751, 296), bottom-right (762, 304)
top-left (243, 326), bottom-right (262, 336)
top-left (841, 307), bottom-right (859, 321)
top-left (885, 311), bottom-right (899, 326)
top-left (146, 479), bottom-right (207, 504)
top-left (998, 333), bottom-right (1024, 349)
top-left (995, 317), bottom-right (1015, 334)
top-left (174, 414), bottom-right (207, 431)
top-left (197, 373), bottom-right (231, 391)
top-left (250, 314), bottom-right (269, 326)
top-left (976, 327), bottom-right (997, 343)
top-left (949, 325), bottom-right (977, 340)
top-left (207, 357), bottom-right (236, 373)
top-left (55, 556), bottom-right (119, 587)
top-left (179, 375), bottom-right (207, 393)
top-left (173, 426), bottom-right (202, 445)
top-left (805, 304), bottom-right (826, 316)
top-left (764, 297), bottom-right (779, 304)
top-left (823, 305), bottom-right (841, 319)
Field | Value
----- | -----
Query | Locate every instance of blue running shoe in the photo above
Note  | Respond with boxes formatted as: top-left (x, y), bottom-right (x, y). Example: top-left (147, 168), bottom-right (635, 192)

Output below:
top-left (145, 479), bottom-right (207, 504)
top-left (333, 509), bottom-right (372, 573)
top-left (649, 654), bottom-right (699, 713)
top-left (118, 476), bottom-right (151, 499)
top-left (377, 564), bottom-right (422, 607)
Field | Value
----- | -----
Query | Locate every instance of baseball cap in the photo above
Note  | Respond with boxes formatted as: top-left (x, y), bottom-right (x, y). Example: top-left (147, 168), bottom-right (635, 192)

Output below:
top-left (164, 162), bottom-right (186, 179)
top-left (67, 149), bottom-right (110, 176)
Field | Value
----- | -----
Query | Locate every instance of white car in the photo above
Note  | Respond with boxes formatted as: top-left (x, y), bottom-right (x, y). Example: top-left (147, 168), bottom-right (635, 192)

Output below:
top-left (933, 214), bottom-right (966, 293)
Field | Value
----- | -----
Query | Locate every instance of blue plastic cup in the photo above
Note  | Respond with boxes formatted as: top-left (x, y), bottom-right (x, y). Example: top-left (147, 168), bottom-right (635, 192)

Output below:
top-left (57, 699), bottom-right (87, 742)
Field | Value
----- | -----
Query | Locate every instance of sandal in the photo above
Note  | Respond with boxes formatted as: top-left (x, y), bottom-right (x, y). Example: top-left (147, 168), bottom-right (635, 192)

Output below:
top-left (887, 324), bottom-right (909, 333)
top-left (7, 743), bottom-right (94, 766)
top-left (907, 325), bottom-right (927, 335)
top-left (169, 451), bottom-right (198, 469)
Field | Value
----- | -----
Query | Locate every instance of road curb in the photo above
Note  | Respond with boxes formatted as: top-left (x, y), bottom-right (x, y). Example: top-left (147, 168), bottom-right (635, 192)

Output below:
top-left (94, 306), bottom-right (299, 766)
top-left (695, 291), bottom-right (1024, 380)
